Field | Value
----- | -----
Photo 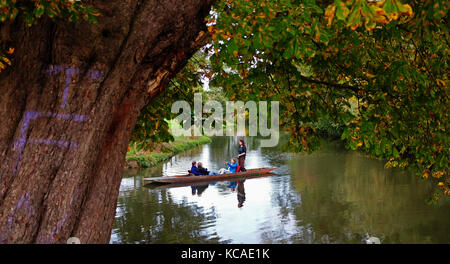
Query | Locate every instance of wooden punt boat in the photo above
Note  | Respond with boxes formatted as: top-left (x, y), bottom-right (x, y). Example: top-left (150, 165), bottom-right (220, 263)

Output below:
top-left (143, 167), bottom-right (276, 185)
top-left (145, 172), bottom-right (277, 190)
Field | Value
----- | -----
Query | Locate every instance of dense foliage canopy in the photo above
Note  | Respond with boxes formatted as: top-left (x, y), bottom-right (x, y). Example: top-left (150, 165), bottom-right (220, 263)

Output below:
top-left (207, 0), bottom-right (448, 199)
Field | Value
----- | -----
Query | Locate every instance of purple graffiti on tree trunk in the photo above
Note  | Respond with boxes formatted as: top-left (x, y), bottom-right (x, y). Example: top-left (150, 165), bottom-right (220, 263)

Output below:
top-left (0, 193), bottom-right (35, 243)
top-left (46, 65), bottom-right (103, 109)
top-left (12, 111), bottom-right (89, 173)
top-left (1, 65), bottom-right (104, 242)
top-left (10, 64), bottom-right (104, 173)
top-left (7, 193), bottom-right (35, 225)
top-left (61, 68), bottom-right (79, 109)
top-left (28, 139), bottom-right (78, 149)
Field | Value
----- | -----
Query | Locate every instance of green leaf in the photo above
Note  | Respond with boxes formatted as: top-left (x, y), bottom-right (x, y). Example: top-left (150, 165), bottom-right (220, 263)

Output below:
top-left (392, 147), bottom-right (399, 158)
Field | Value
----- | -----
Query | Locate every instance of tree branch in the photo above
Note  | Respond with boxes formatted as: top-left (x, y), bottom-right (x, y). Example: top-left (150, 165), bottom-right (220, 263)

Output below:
top-left (298, 74), bottom-right (359, 93)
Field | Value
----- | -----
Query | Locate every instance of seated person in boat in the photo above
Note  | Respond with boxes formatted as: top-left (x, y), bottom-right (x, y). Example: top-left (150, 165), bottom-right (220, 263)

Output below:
top-left (218, 158), bottom-right (238, 174)
top-left (197, 162), bottom-right (219, 176)
top-left (190, 161), bottom-right (202, 176)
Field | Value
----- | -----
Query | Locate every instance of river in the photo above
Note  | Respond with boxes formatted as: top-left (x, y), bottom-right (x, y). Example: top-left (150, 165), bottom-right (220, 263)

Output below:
top-left (110, 136), bottom-right (450, 244)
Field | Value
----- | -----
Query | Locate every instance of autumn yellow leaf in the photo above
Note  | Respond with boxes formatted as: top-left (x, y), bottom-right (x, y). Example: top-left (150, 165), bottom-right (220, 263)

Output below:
top-left (436, 79), bottom-right (445, 87)
top-left (373, 6), bottom-right (386, 17)
top-left (400, 4), bottom-right (413, 17)
top-left (315, 32), bottom-right (321, 42)
top-left (324, 5), bottom-right (336, 27)
top-left (366, 72), bottom-right (375, 78)
top-left (2, 57), bottom-right (11, 65)
top-left (433, 171), bottom-right (445, 179)
top-left (387, 12), bottom-right (399, 22)
top-left (291, 89), bottom-right (298, 98)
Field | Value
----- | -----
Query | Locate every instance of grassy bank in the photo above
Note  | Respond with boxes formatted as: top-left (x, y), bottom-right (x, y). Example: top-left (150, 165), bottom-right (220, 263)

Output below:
top-left (125, 135), bottom-right (212, 168)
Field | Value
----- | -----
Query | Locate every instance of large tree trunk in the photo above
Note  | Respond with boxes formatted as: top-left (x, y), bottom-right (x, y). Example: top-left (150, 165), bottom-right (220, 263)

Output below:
top-left (0, 0), bottom-right (212, 244)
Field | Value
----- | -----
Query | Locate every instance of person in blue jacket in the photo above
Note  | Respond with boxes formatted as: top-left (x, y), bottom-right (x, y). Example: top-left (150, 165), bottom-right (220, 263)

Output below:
top-left (190, 161), bottom-right (202, 176)
top-left (225, 158), bottom-right (238, 173)
top-left (218, 158), bottom-right (238, 174)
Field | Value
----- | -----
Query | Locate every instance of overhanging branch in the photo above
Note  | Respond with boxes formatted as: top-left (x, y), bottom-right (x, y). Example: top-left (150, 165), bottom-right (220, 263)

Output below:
top-left (298, 75), bottom-right (359, 93)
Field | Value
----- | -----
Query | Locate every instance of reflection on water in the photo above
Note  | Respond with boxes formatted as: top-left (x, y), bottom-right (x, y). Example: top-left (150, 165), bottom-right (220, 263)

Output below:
top-left (111, 136), bottom-right (450, 244)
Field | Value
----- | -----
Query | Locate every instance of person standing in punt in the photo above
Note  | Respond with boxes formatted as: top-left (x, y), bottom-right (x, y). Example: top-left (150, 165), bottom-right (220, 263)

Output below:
top-left (237, 139), bottom-right (247, 170)
top-left (237, 180), bottom-right (246, 208)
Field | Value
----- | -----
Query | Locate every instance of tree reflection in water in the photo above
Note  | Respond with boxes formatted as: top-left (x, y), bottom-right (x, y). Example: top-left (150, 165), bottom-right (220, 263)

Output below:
top-left (112, 176), bottom-right (222, 244)
top-left (113, 137), bottom-right (450, 244)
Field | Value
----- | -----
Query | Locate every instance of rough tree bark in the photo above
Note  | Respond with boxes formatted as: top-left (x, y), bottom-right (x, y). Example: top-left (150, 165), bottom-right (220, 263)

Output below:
top-left (0, 0), bottom-right (213, 243)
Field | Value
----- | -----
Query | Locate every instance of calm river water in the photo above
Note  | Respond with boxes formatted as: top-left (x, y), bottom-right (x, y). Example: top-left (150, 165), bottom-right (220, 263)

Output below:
top-left (111, 136), bottom-right (450, 244)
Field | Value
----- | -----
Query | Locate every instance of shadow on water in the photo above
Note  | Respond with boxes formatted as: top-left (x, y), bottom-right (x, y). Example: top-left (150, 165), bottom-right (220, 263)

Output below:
top-left (112, 136), bottom-right (450, 244)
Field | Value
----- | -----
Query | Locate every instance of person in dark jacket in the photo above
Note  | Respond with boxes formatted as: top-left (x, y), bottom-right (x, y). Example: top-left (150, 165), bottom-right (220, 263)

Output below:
top-left (237, 139), bottom-right (247, 169)
top-left (197, 162), bottom-right (209, 175)
top-left (198, 162), bottom-right (219, 175)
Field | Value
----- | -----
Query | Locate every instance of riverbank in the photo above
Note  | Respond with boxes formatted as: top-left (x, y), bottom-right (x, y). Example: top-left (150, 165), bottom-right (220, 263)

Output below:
top-left (125, 136), bottom-right (212, 169)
